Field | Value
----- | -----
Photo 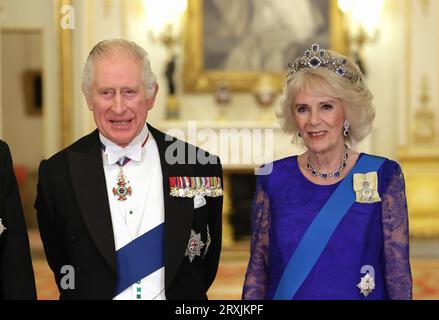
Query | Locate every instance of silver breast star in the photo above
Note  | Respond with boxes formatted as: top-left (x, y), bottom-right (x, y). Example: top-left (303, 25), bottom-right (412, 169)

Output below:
top-left (0, 219), bottom-right (6, 236)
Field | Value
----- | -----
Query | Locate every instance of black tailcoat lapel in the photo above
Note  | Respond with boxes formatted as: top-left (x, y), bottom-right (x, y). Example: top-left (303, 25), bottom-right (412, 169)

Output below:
top-left (148, 125), bottom-right (194, 290)
top-left (67, 130), bottom-right (117, 273)
top-left (66, 126), bottom-right (195, 287)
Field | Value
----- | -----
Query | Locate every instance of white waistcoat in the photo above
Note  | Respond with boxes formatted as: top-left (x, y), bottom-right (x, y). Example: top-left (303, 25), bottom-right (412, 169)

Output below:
top-left (101, 127), bottom-right (166, 300)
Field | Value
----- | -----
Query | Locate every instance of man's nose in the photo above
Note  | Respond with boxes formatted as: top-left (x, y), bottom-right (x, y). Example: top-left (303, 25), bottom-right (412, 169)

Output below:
top-left (111, 94), bottom-right (127, 114)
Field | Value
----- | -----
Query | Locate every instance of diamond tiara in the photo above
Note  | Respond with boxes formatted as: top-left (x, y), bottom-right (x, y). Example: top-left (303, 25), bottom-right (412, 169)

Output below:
top-left (287, 43), bottom-right (361, 83)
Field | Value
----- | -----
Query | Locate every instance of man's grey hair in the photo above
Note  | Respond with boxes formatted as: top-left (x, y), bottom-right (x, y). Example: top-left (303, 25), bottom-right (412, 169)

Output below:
top-left (81, 39), bottom-right (157, 98)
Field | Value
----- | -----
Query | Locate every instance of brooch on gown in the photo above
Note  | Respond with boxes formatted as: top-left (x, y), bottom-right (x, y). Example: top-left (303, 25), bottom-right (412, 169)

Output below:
top-left (353, 172), bottom-right (381, 203)
top-left (0, 219), bottom-right (5, 236)
top-left (357, 265), bottom-right (376, 297)
top-left (357, 273), bottom-right (375, 297)
top-left (185, 229), bottom-right (205, 263)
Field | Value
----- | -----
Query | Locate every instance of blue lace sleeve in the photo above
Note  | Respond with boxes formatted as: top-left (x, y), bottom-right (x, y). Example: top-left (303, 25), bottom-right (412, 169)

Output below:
top-left (381, 162), bottom-right (413, 300)
top-left (242, 175), bottom-right (270, 300)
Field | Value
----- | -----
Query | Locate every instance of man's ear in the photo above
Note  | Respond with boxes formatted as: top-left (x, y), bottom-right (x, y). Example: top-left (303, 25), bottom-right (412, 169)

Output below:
top-left (146, 84), bottom-right (159, 110)
top-left (86, 101), bottom-right (93, 111)
top-left (86, 99), bottom-right (94, 111)
top-left (82, 86), bottom-right (94, 111)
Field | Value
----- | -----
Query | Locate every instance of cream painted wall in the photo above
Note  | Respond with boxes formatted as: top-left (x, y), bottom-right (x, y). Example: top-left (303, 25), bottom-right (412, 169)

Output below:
top-left (72, 0), bottom-right (144, 140)
top-left (0, 0), bottom-right (420, 164)
top-left (71, 0), bottom-right (89, 141)
top-left (363, 0), bottom-right (407, 159)
top-left (0, 0), bottom-right (60, 158)
top-left (65, 0), bottom-right (411, 164)
top-left (408, 0), bottom-right (439, 146)
top-left (1, 32), bottom-right (43, 169)
top-left (117, 0), bottom-right (168, 125)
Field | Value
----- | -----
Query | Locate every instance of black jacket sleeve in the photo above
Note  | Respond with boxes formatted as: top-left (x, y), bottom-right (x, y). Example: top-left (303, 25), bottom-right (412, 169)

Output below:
top-left (0, 140), bottom-right (37, 299)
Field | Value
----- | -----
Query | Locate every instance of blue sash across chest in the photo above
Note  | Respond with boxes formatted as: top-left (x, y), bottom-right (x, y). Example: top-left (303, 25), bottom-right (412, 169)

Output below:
top-left (272, 154), bottom-right (385, 300)
top-left (114, 223), bottom-right (164, 296)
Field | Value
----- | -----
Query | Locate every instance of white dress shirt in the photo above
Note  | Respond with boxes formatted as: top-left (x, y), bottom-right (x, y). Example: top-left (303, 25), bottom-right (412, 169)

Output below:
top-left (100, 124), bottom-right (166, 300)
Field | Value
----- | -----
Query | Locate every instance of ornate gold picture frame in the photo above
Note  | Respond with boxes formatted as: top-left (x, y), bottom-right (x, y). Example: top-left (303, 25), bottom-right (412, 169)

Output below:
top-left (183, 0), bottom-right (346, 93)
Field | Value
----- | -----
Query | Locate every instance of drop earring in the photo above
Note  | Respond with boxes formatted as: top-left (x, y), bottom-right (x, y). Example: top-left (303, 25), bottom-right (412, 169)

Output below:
top-left (343, 121), bottom-right (350, 137)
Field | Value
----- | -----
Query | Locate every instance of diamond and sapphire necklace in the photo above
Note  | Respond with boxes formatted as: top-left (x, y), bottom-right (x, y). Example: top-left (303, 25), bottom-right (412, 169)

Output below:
top-left (307, 145), bottom-right (349, 180)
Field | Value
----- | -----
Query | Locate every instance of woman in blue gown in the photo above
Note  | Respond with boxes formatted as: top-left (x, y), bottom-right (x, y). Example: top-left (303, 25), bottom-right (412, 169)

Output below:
top-left (242, 44), bottom-right (412, 300)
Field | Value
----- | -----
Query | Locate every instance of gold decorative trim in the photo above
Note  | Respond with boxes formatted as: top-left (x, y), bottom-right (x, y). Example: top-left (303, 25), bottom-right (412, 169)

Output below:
top-left (405, 0), bottom-right (412, 146)
top-left (221, 173), bottom-right (233, 247)
top-left (421, 0), bottom-right (429, 15)
top-left (398, 148), bottom-right (439, 238)
top-left (413, 76), bottom-right (435, 144)
top-left (183, 0), bottom-right (346, 92)
top-left (103, 0), bottom-right (112, 17)
top-left (438, 1), bottom-right (439, 140)
top-left (399, 1), bottom-right (439, 238)
top-left (398, 145), bottom-right (439, 161)
top-left (55, 0), bottom-right (74, 147)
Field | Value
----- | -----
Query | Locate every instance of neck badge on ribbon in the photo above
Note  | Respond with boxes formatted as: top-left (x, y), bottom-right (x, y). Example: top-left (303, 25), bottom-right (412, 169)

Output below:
top-left (103, 133), bottom-right (149, 201)
top-left (113, 168), bottom-right (132, 201)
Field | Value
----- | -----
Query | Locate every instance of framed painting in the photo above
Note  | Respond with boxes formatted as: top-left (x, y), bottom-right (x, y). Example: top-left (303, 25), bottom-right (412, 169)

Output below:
top-left (183, 0), bottom-right (346, 92)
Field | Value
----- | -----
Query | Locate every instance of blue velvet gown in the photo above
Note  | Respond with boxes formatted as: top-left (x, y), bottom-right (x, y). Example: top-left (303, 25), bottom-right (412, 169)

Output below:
top-left (242, 154), bottom-right (412, 300)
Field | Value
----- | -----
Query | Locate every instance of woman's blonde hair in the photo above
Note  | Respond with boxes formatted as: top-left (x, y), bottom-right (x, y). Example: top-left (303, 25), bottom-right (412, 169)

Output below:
top-left (276, 49), bottom-right (375, 148)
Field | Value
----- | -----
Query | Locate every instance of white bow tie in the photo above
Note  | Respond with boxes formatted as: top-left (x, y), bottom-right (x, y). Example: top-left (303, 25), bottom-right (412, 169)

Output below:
top-left (105, 143), bottom-right (142, 165)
